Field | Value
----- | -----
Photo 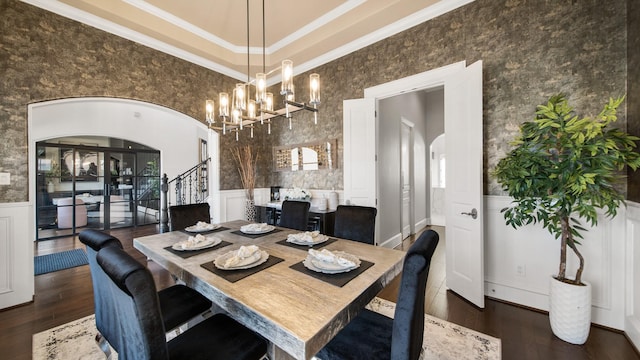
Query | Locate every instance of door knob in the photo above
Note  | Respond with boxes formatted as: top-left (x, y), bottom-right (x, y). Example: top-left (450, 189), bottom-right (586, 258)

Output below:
top-left (461, 208), bottom-right (478, 219)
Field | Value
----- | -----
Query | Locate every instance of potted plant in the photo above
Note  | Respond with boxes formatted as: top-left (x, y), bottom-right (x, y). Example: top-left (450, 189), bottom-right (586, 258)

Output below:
top-left (231, 145), bottom-right (259, 222)
top-left (492, 94), bottom-right (640, 344)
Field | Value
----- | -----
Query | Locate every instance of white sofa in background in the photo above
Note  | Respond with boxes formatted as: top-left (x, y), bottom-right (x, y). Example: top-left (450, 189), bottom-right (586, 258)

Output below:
top-left (56, 198), bottom-right (88, 229)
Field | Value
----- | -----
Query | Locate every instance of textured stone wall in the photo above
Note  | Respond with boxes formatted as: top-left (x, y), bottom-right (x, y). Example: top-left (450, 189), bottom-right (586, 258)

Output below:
top-left (0, 0), bottom-right (632, 203)
top-left (229, 0), bottom-right (630, 195)
top-left (627, 0), bottom-right (640, 201)
top-left (0, 0), bottom-right (239, 202)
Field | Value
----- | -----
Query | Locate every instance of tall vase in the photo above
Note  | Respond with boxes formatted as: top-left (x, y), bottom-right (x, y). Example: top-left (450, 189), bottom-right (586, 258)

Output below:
top-left (245, 198), bottom-right (257, 222)
top-left (549, 276), bottom-right (592, 344)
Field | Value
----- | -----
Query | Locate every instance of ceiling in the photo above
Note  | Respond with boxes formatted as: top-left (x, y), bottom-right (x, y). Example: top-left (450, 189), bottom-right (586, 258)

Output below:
top-left (23, 0), bottom-right (472, 82)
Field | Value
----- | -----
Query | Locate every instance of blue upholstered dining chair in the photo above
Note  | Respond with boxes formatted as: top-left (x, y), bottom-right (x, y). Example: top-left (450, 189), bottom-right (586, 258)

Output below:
top-left (313, 229), bottom-right (439, 360)
top-left (278, 200), bottom-right (310, 231)
top-left (79, 229), bottom-right (212, 354)
top-left (96, 245), bottom-right (267, 360)
top-left (168, 203), bottom-right (211, 231)
top-left (333, 205), bottom-right (377, 245)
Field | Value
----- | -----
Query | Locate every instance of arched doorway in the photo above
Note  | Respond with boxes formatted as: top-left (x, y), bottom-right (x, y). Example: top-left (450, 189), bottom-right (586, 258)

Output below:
top-left (28, 97), bottom-right (215, 239)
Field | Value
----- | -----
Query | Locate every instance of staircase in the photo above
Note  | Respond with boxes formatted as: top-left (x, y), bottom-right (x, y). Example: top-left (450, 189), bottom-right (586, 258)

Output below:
top-left (159, 158), bottom-right (210, 232)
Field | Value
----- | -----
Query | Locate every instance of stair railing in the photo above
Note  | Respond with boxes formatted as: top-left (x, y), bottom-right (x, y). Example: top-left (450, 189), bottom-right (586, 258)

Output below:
top-left (160, 157), bottom-right (210, 232)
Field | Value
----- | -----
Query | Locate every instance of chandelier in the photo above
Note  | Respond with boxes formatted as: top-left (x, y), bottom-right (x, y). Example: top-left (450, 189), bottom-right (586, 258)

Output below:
top-left (205, 0), bottom-right (320, 140)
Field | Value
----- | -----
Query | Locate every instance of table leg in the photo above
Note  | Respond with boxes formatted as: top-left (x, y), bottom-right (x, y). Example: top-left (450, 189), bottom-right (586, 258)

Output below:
top-left (268, 343), bottom-right (297, 360)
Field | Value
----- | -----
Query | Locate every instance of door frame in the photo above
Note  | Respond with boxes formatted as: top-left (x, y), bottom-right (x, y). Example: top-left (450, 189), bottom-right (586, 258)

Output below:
top-left (362, 60), bottom-right (485, 308)
top-left (364, 61), bottom-right (466, 250)
top-left (401, 117), bottom-right (415, 239)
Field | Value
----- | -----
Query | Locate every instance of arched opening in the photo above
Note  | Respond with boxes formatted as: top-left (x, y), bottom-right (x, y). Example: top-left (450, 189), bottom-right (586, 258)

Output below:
top-left (28, 97), bottom-right (215, 239)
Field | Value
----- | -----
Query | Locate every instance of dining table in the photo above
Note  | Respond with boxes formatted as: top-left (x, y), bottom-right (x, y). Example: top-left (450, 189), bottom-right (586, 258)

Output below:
top-left (133, 220), bottom-right (405, 360)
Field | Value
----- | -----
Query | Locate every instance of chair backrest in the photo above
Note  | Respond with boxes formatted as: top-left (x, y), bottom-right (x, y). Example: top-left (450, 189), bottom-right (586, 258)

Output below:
top-left (391, 229), bottom-right (439, 360)
top-left (78, 229), bottom-right (124, 352)
top-left (169, 203), bottom-right (211, 231)
top-left (279, 200), bottom-right (310, 231)
top-left (333, 205), bottom-right (377, 244)
top-left (97, 245), bottom-right (169, 360)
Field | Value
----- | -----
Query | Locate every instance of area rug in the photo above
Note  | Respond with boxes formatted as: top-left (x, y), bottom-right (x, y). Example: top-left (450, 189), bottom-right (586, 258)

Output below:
top-left (33, 297), bottom-right (501, 360)
top-left (366, 297), bottom-right (501, 359)
top-left (34, 249), bottom-right (89, 276)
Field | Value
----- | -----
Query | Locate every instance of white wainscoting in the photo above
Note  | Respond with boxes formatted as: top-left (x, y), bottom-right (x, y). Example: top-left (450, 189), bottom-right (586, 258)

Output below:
top-left (213, 191), bottom-right (637, 336)
top-left (625, 202), bottom-right (640, 349)
top-left (484, 195), bottom-right (627, 331)
top-left (0, 202), bottom-right (34, 309)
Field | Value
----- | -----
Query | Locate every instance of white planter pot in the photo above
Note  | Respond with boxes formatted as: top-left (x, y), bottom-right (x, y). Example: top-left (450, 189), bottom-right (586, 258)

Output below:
top-left (549, 276), bottom-right (592, 345)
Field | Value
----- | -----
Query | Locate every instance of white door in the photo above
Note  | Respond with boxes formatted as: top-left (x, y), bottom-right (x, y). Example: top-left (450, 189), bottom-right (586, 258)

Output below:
top-left (343, 98), bottom-right (377, 208)
top-left (444, 61), bottom-right (485, 308)
top-left (401, 120), bottom-right (413, 239)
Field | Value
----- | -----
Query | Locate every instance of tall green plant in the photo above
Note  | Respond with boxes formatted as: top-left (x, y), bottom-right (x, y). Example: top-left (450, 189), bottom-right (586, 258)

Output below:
top-left (493, 94), bottom-right (640, 285)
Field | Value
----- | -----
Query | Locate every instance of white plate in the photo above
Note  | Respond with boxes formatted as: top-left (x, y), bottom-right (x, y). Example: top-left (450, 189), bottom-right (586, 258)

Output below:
top-left (185, 223), bottom-right (221, 233)
top-left (303, 251), bottom-right (361, 274)
top-left (286, 234), bottom-right (329, 246)
top-left (172, 237), bottom-right (221, 251)
top-left (214, 250), bottom-right (269, 270)
top-left (240, 224), bottom-right (275, 234)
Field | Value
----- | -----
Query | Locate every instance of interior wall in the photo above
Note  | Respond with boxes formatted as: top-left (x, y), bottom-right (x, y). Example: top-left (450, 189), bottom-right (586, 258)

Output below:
top-left (0, 0), bottom-right (630, 203)
top-left (627, 0), bottom-right (640, 201)
top-left (378, 90), bottom-right (439, 242)
top-left (422, 89), bottom-right (445, 225)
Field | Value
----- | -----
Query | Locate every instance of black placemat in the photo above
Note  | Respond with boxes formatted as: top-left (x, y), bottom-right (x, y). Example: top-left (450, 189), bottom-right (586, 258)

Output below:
top-left (201, 255), bottom-right (285, 283)
top-left (275, 238), bottom-right (337, 250)
top-left (180, 226), bottom-right (230, 236)
top-left (289, 260), bottom-right (375, 287)
top-left (163, 240), bottom-right (232, 259)
top-left (230, 228), bottom-right (282, 239)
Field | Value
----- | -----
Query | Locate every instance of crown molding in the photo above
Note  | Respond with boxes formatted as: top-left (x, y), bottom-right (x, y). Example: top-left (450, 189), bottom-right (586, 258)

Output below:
top-left (20, 0), bottom-right (247, 80)
top-left (290, 0), bottom-right (475, 80)
top-left (21, 0), bottom-right (475, 83)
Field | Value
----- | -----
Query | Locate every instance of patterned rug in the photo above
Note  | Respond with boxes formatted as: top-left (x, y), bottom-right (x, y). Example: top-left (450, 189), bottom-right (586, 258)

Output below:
top-left (34, 249), bottom-right (89, 276)
top-left (33, 297), bottom-right (501, 359)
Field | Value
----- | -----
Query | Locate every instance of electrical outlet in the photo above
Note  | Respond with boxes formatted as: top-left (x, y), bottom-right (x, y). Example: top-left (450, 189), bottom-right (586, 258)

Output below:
top-left (516, 264), bottom-right (526, 277)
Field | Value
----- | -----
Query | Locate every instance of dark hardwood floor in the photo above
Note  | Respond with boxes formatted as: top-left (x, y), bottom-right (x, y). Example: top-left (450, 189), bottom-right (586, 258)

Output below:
top-left (1, 224), bottom-right (638, 359)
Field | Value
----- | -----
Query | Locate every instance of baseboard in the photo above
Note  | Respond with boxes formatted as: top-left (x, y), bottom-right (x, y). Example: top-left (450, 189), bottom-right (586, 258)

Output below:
top-left (484, 280), bottom-right (549, 312)
top-left (626, 316), bottom-right (640, 354)
top-left (379, 232), bottom-right (402, 248)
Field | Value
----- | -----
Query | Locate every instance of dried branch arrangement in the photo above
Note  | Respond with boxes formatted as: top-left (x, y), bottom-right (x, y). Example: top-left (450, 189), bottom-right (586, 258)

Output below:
top-left (231, 145), bottom-right (259, 200)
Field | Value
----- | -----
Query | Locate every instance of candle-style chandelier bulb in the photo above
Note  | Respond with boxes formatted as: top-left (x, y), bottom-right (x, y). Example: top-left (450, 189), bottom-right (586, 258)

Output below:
top-left (205, 99), bottom-right (215, 124)
top-left (265, 93), bottom-right (274, 111)
top-left (233, 83), bottom-right (246, 111)
top-left (281, 60), bottom-right (294, 95)
top-left (248, 99), bottom-right (256, 119)
top-left (309, 73), bottom-right (320, 106)
top-left (256, 73), bottom-right (267, 104)
top-left (219, 93), bottom-right (229, 118)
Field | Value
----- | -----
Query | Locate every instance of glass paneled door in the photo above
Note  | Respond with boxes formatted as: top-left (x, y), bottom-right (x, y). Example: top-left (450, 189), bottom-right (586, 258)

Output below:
top-left (36, 141), bottom-right (160, 240)
top-left (105, 151), bottom-right (135, 229)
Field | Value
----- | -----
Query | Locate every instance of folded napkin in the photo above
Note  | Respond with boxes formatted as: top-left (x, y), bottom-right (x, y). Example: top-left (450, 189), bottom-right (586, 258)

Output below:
top-left (287, 231), bottom-right (320, 243)
top-left (224, 245), bottom-right (261, 268)
top-left (240, 223), bottom-right (270, 232)
top-left (181, 234), bottom-right (207, 249)
top-left (193, 221), bottom-right (213, 229)
top-left (308, 249), bottom-right (356, 268)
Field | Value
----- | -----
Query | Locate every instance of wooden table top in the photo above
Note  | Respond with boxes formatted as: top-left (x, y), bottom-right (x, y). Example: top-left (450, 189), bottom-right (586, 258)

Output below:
top-left (133, 220), bottom-right (405, 360)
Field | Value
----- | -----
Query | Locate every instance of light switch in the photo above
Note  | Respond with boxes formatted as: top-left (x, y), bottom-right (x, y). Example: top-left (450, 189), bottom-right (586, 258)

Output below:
top-left (0, 172), bottom-right (10, 185)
